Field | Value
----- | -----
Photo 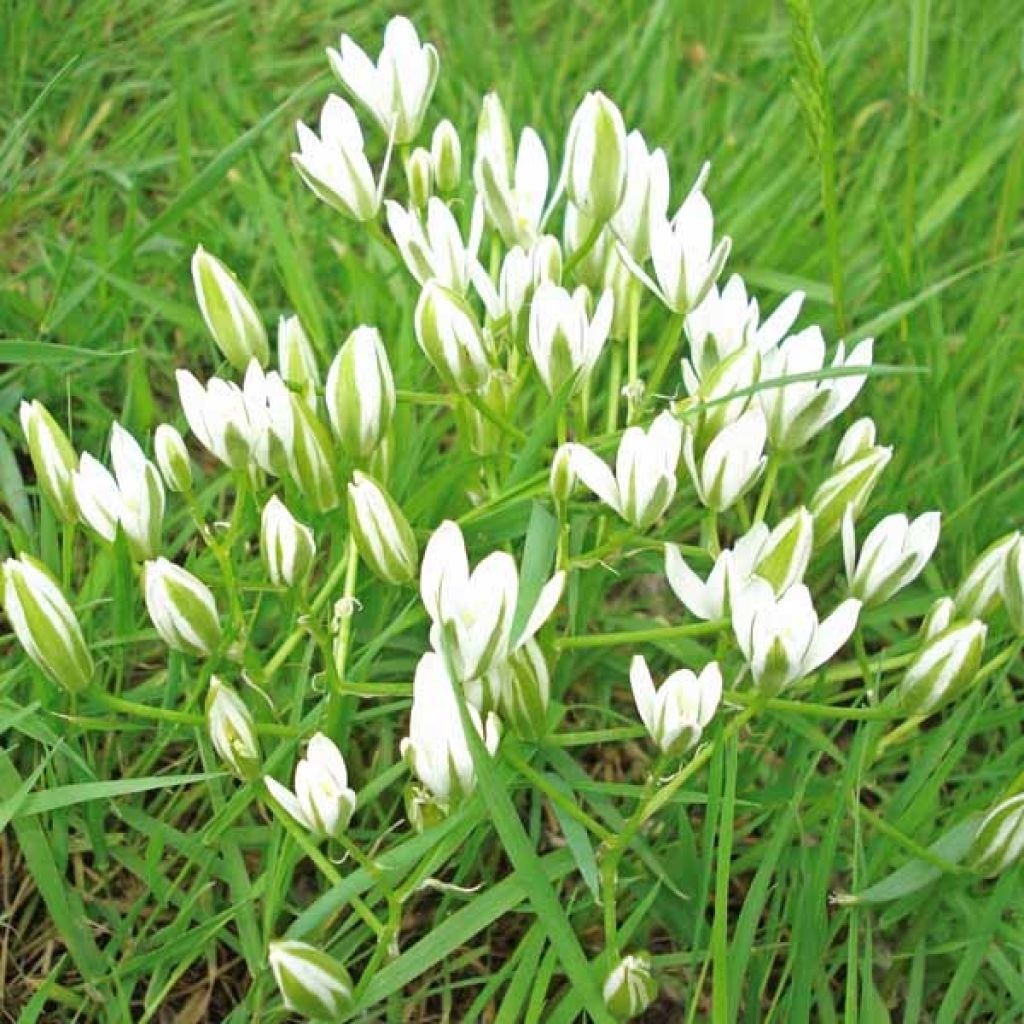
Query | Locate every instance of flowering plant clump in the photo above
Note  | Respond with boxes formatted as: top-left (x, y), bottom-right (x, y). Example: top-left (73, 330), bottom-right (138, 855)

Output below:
top-left (4, 14), bottom-right (1023, 1020)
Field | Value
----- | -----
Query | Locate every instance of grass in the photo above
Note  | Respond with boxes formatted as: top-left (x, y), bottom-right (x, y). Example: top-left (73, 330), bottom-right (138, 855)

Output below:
top-left (2, 0), bottom-right (1024, 1020)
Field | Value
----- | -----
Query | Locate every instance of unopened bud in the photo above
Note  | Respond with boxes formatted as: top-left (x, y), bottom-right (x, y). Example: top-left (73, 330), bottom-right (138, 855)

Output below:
top-left (431, 119), bottom-right (461, 194)
top-left (347, 472), bottom-right (418, 585)
top-left (143, 557), bottom-right (222, 657)
top-left (206, 676), bottom-right (261, 780)
top-left (19, 400), bottom-right (79, 522)
top-left (154, 424), bottom-right (192, 493)
top-left (261, 496), bottom-right (316, 589)
top-left (406, 146), bottom-right (434, 208)
top-left (603, 953), bottom-right (657, 1021)
top-left (326, 326), bottom-right (395, 461)
top-left (268, 940), bottom-right (354, 1021)
top-left (897, 618), bottom-right (987, 716)
top-left (969, 793), bottom-right (1024, 877)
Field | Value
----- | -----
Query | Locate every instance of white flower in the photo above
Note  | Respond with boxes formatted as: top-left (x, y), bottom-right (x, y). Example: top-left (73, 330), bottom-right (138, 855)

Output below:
top-left (73, 423), bottom-right (165, 560)
top-left (2, 555), bottom-right (92, 693)
top-left (732, 579), bottom-right (861, 692)
top-left (473, 92), bottom-right (550, 246)
top-left (347, 472), bottom-right (418, 586)
top-left (683, 274), bottom-right (804, 383)
top-left (191, 246), bottom-right (268, 372)
top-left (624, 163), bottom-right (730, 314)
top-left (629, 655), bottom-right (722, 756)
top-left (419, 520), bottom-right (565, 682)
top-left (400, 652), bottom-right (501, 802)
top-left (292, 94), bottom-right (382, 221)
top-left (897, 618), bottom-right (987, 716)
top-left (385, 196), bottom-right (484, 293)
top-left (1002, 534), bottom-right (1024, 633)
top-left (176, 368), bottom-right (258, 471)
top-left (261, 496), bottom-right (315, 588)
top-left (843, 509), bottom-right (941, 607)
top-left (759, 327), bottom-right (874, 450)
top-left (327, 15), bottom-right (439, 144)
top-left (143, 557), bottom-right (222, 658)
top-left (683, 407), bottom-right (767, 511)
top-left (568, 410), bottom-right (683, 529)
top-left (610, 130), bottom-right (669, 261)
top-left (414, 280), bottom-right (493, 392)
top-left (528, 281), bottom-right (613, 395)
top-left (264, 733), bottom-right (356, 840)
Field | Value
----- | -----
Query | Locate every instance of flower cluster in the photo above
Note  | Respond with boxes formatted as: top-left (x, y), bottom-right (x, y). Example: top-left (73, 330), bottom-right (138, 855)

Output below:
top-left (4, 14), bottom-right (1021, 1022)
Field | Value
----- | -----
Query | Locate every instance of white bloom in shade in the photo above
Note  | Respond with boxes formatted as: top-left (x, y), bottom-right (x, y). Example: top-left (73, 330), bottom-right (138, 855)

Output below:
top-left (277, 315), bottom-right (319, 410)
top-left (292, 94), bottom-right (381, 221)
top-left (624, 164), bottom-right (730, 315)
top-left (611, 131), bottom-right (670, 261)
top-left (684, 407), bottom-right (767, 512)
top-left (629, 655), bottom-right (722, 757)
top-left (896, 618), bottom-right (987, 716)
top-left (73, 424), bottom-right (165, 560)
top-left (400, 651), bottom-right (501, 802)
top-left (473, 93), bottom-right (550, 247)
top-left (241, 362), bottom-right (291, 476)
top-left (431, 118), bottom-right (461, 194)
top-left (2, 555), bottom-right (92, 693)
top-left (19, 399), bottom-right (79, 522)
top-left (327, 15), bottom-right (439, 144)
top-left (569, 411), bottom-right (683, 530)
top-left (414, 280), bottom-right (493, 392)
top-left (143, 557), bottom-right (222, 658)
top-left (758, 327), bottom-right (874, 450)
top-left (684, 274), bottom-right (805, 383)
top-left (732, 578), bottom-right (861, 693)
top-left (268, 940), bottom-right (355, 1020)
top-left (325, 326), bottom-right (395, 461)
top-left (564, 91), bottom-right (628, 223)
top-left (191, 246), bottom-right (268, 372)
top-left (420, 520), bottom-right (565, 682)
top-left (264, 733), bottom-right (356, 840)
top-left (176, 369), bottom-right (256, 471)
top-left (528, 281), bottom-right (613, 396)
top-left (1002, 534), bottom-right (1024, 633)
top-left (956, 532), bottom-right (1017, 620)
top-left (205, 676), bottom-right (261, 780)
top-left (843, 509), bottom-right (941, 607)
top-left (385, 196), bottom-right (484, 293)
top-left (969, 793), bottom-right (1024, 877)
top-left (347, 472), bottom-right (418, 586)
top-left (665, 509), bottom-right (813, 621)
top-left (472, 244), bottom-right (533, 331)
top-left (809, 433), bottom-right (892, 546)
top-left (603, 953), bottom-right (657, 1021)
top-left (493, 640), bottom-right (551, 741)
top-left (153, 424), bottom-right (192, 493)
top-left (261, 496), bottom-right (315, 588)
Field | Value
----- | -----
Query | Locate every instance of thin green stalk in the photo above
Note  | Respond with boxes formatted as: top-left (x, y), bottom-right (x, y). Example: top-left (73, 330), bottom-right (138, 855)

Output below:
top-left (626, 278), bottom-right (641, 424)
top-left (645, 313), bottom-right (686, 403)
top-left (606, 345), bottom-right (624, 435)
top-left (327, 535), bottom-right (360, 734)
top-left (563, 218), bottom-right (605, 276)
top-left (555, 619), bottom-right (726, 651)
top-left (753, 454), bottom-right (780, 525)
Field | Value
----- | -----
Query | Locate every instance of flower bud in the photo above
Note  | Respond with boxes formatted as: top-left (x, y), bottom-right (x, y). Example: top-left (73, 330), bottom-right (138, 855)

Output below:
top-left (2, 555), bottom-right (92, 692)
top-left (630, 655), bottom-right (721, 757)
top-left (268, 940), bottom-right (355, 1020)
top-left (896, 619), bottom-right (987, 716)
top-left (563, 203), bottom-right (610, 289)
top-left (191, 246), bottom-right (268, 372)
top-left (683, 408), bottom-right (767, 512)
top-left (604, 246), bottom-right (633, 342)
top-left (754, 507), bottom-right (814, 595)
top-left (431, 119), bottom-right (461, 194)
top-left (565, 91), bottom-right (627, 223)
top-left (603, 953), bottom-right (657, 1021)
top-left (414, 281), bottom-right (492, 391)
top-left (277, 389), bottom-right (340, 513)
top-left (968, 793), bottom-right (1024, 877)
top-left (278, 315), bottom-right (319, 410)
top-left (206, 676), bottom-right (260, 779)
top-left (681, 344), bottom-right (760, 447)
top-left (325, 325), bottom-right (396, 462)
top-left (154, 424), bottom-right (192, 493)
top-left (109, 424), bottom-right (165, 560)
top-left (404, 781), bottom-right (449, 832)
top-left (532, 234), bottom-right (563, 286)
top-left (809, 444), bottom-right (892, 546)
top-left (406, 146), bottom-right (434, 208)
top-left (347, 472), bottom-right (418, 585)
top-left (956, 532), bottom-right (1016, 620)
top-left (261, 496), bottom-right (315, 589)
top-left (19, 399), bottom-right (79, 522)
top-left (143, 557), bottom-right (222, 657)
top-left (265, 732), bottom-right (356, 840)
top-left (611, 130), bottom-right (669, 262)
top-left (922, 596), bottom-right (956, 640)
top-left (462, 370), bottom-right (514, 457)
top-left (1002, 535), bottom-right (1024, 633)
top-left (497, 641), bottom-right (551, 741)
top-left (550, 444), bottom-right (577, 504)
top-left (834, 417), bottom-right (877, 467)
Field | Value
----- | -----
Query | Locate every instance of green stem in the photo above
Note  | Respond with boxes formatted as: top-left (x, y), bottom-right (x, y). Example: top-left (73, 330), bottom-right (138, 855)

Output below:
top-left (626, 278), bottom-right (641, 424)
top-left (555, 618), bottom-right (726, 651)
top-left (753, 454), bottom-right (780, 525)
top-left (725, 689), bottom-right (902, 721)
top-left (327, 535), bottom-right (360, 734)
top-left (645, 313), bottom-right (686, 403)
top-left (61, 521), bottom-right (76, 589)
top-left (606, 345), bottom-right (624, 435)
top-left (563, 218), bottom-right (605, 277)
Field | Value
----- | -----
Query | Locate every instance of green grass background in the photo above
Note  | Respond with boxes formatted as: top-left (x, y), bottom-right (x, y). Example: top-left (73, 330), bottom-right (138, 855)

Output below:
top-left (2, 0), bottom-right (1024, 1020)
